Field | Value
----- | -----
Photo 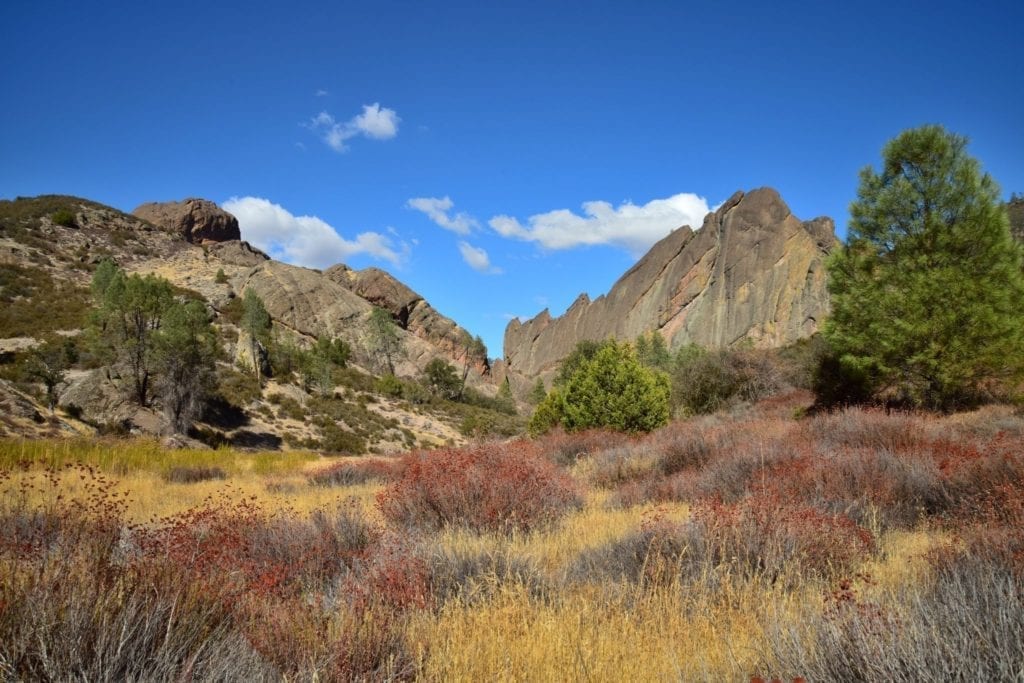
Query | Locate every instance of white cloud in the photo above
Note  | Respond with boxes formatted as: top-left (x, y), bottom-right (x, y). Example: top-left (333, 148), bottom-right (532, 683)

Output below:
top-left (458, 241), bottom-right (501, 274)
top-left (488, 192), bottom-right (712, 256)
top-left (308, 103), bottom-right (400, 152)
top-left (315, 88), bottom-right (329, 97)
top-left (351, 103), bottom-right (400, 139)
top-left (407, 196), bottom-right (478, 235)
top-left (222, 196), bottom-right (407, 269)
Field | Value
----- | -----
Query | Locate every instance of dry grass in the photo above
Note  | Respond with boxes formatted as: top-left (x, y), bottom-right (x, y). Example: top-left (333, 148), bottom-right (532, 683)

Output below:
top-left (2, 403), bottom-right (1021, 680)
top-left (0, 438), bottom-right (383, 521)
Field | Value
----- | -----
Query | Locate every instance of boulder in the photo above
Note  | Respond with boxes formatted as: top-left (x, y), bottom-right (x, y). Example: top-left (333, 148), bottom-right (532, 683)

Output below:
top-left (132, 198), bottom-right (241, 243)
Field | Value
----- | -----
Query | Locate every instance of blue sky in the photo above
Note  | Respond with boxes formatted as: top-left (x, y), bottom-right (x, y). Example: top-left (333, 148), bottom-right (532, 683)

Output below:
top-left (2, 0), bottom-right (1022, 359)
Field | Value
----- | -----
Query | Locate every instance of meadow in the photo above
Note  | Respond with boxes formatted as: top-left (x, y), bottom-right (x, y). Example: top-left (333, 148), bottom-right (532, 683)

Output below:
top-left (2, 393), bottom-right (1022, 681)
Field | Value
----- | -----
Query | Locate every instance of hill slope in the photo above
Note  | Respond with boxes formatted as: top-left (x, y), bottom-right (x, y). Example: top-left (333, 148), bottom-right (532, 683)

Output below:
top-left (0, 195), bottom-right (517, 449)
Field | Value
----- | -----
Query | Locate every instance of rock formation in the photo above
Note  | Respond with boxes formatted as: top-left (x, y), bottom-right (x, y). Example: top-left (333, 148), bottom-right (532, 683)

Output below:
top-left (503, 188), bottom-right (837, 381)
top-left (325, 265), bottom-right (490, 376)
top-left (132, 198), bottom-right (241, 243)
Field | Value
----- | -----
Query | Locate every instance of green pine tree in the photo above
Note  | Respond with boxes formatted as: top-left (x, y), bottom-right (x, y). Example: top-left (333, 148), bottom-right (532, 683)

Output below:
top-left (240, 289), bottom-right (272, 383)
top-left (824, 125), bottom-right (1024, 409)
top-left (530, 340), bottom-right (669, 435)
top-left (527, 377), bottom-right (547, 405)
top-left (154, 300), bottom-right (217, 434)
top-left (90, 266), bottom-right (175, 406)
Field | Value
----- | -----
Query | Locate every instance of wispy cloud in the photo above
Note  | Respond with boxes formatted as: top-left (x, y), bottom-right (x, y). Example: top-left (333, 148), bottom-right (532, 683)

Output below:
top-left (314, 88), bottom-right (329, 97)
top-left (308, 103), bottom-right (400, 152)
top-left (458, 241), bottom-right (501, 274)
top-left (489, 192), bottom-right (711, 256)
top-left (223, 196), bottom-right (408, 269)
top-left (407, 196), bottom-right (478, 235)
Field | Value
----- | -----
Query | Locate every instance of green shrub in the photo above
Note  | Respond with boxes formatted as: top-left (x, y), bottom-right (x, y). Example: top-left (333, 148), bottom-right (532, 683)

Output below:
top-left (532, 341), bottom-right (669, 435)
top-left (375, 373), bottom-right (404, 397)
top-left (318, 423), bottom-right (366, 454)
top-left (50, 209), bottom-right (76, 228)
top-left (215, 366), bottom-right (262, 408)
top-left (670, 345), bottom-right (783, 416)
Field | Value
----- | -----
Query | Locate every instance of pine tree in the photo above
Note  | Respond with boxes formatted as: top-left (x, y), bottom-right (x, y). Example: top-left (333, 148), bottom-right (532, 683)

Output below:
top-left (366, 307), bottom-right (403, 376)
top-left (530, 341), bottom-right (669, 434)
top-left (90, 267), bottom-right (174, 406)
top-left (824, 125), bottom-right (1024, 409)
top-left (155, 300), bottom-right (217, 434)
top-left (240, 289), bottom-right (271, 383)
top-left (527, 377), bottom-right (547, 405)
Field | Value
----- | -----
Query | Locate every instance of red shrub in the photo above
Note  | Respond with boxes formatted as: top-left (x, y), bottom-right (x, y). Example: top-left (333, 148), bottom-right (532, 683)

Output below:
top-left (348, 533), bottom-right (432, 611)
top-left (535, 427), bottom-right (633, 466)
top-left (377, 441), bottom-right (583, 533)
top-left (690, 494), bottom-right (876, 583)
top-left (308, 457), bottom-right (405, 487)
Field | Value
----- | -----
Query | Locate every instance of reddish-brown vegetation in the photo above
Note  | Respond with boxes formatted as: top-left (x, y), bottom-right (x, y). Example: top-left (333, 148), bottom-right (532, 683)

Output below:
top-left (307, 456), bottom-right (405, 487)
top-left (377, 441), bottom-right (583, 533)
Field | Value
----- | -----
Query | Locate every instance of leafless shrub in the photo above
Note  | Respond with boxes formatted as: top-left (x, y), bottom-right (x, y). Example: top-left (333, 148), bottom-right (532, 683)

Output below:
top-left (163, 465), bottom-right (227, 483)
top-left (428, 545), bottom-right (548, 605)
top-left (763, 556), bottom-right (1024, 682)
top-left (308, 457), bottom-right (402, 487)
top-left (589, 443), bottom-right (660, 489)
top-left (569, 496), bottom-right (874, 590)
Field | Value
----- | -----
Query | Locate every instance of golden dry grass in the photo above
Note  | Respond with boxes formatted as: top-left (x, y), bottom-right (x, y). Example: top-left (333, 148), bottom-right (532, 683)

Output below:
top-left (0, 437), bottom-right (382, 521)
top-left (0, 436), bottom-right (957, 681)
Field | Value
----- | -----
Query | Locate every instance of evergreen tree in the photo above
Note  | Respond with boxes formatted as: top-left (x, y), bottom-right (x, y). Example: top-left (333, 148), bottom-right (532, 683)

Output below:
top-left (366, 307), bottom-right (403, 375)
top-left (303, 335), bottom-right (350, 395)
top-left (825, 125), bottom-right (1024, 409)
top-left (496, 377), bottom-right (517, 414)
top-left (636, 331), bottom-right (672, 372)
top-left (23, 340), bottom-right (73, 411)
top-left (554, 339), bottom-right (609, 386)
top-left (154, 300), bottom-right (217, 434)
top-left (527, 377), bottom-right (547, 405)
top-left (90, 267), bottom-right (174, 406)
top-left (456, 332), bottom-right (487, 401)
top-left (530, 341), bottom-right (669, 434)
top-left (422, 357), bottom-right (461, 400)
top-left (240, 289), bottom-right (271, 383)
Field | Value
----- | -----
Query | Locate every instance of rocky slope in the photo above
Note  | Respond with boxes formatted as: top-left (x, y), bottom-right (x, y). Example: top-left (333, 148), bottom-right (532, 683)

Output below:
top-left (0, 195), bottom-right (503, 448)
top-left (503, 188), bottom-right (837, 383)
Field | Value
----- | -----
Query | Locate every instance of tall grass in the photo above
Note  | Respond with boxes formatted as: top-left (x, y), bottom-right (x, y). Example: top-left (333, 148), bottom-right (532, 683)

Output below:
top-left (1, 404), bottom-right (1021, 680)
top-left (0, 437), bottom-right (318, 476)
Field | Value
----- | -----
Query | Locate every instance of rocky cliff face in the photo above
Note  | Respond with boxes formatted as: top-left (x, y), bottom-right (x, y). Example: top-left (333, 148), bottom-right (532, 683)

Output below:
top-left (503, 188), bottom-right (836, 381)
top-left (324, 265), bottom-right (490, 376)
top-left (132, 198), bottom-right (241, 243)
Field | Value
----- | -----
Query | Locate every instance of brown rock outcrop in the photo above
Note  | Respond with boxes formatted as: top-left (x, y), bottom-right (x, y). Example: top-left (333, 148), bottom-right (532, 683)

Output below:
top-left (325, 265), bottom-right (490, 376)
top-left (132, 198), bottom-right (241, 243)
top-left (503, 188), bottom-right (837, 381)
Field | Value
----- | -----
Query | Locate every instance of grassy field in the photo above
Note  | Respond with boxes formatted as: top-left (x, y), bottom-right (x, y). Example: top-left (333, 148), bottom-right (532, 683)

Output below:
top-left (2, 397), bottom-right (1022, 681)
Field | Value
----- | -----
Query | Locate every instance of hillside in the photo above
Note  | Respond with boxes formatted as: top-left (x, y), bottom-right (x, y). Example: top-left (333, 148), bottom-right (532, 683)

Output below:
top-left (0, 195), bottom-right (521, 449)
top-left (502, 188), bottom-right (836, 387)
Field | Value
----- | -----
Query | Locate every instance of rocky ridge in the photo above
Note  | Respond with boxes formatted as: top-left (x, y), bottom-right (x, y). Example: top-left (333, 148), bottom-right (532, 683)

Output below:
top-left (503, 188), bottom-right (837, 384)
